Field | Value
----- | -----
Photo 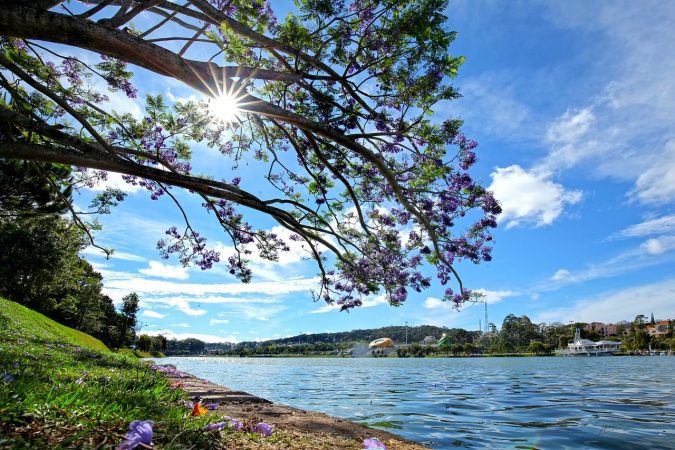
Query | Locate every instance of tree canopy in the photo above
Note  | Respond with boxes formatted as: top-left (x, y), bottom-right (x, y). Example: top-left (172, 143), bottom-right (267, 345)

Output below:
top-left (0, 0), bottom-right (501, 310)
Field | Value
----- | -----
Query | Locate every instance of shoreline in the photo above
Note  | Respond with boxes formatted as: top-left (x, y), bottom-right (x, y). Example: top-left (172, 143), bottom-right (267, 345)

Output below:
top-left (159, 363), bottom-right (429, 449)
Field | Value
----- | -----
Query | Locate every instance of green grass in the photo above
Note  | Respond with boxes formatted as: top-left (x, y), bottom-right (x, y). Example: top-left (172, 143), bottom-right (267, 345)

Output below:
top-left (0, 297), bottom-right (108, 352)
top-left (117, 348), bottom-right (166, 358)
top-left (0, 297), bottom-right (302, 449)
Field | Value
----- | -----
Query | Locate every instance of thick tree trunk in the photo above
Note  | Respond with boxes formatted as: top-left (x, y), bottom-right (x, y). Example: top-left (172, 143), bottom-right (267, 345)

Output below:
top-left (0, 4), bottom-right (300, 91)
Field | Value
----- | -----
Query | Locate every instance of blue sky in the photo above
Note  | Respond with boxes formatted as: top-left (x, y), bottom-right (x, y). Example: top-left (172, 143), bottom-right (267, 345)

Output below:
top-left (71, 1), bottom-right (675, 342)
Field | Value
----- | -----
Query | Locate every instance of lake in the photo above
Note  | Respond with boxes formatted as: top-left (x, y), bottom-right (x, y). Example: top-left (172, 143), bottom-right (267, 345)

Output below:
top-left (158, 356), bottom-right (675, 449)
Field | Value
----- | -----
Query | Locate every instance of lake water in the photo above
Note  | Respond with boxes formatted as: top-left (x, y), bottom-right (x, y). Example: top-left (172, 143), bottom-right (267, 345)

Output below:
top-left (158, 356), bottom-right (675, 449)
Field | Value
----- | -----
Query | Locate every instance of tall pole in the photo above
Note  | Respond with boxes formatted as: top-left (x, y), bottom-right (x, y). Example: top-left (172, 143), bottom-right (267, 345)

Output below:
top-left (484, 301), bottom-right (488, 334)
top-left (405, 321), bottom-right (408, 346)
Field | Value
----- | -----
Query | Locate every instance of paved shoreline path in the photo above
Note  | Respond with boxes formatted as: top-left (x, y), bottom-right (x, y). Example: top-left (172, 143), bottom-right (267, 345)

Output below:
top-left (166, 367), bottom-right (429, 449)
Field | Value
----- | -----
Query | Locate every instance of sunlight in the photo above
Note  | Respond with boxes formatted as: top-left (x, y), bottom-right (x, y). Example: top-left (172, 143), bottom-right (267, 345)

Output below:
top-left (209, 93), bottom-right (242, 123)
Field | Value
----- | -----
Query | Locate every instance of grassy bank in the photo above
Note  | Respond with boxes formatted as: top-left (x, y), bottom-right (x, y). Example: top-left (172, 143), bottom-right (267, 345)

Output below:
top-left (117, 348), bottom-right (166, 359)
top-left (0, 298), bottom-right (389, 449)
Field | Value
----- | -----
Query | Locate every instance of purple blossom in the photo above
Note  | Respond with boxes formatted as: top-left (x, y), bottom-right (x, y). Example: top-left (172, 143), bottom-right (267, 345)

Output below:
top-left (363, 437), bottom-right (387, 449)
top-left (116, 420), bottom-right (153, 450)
top-left (253, 422), bottom-right (273, 437)
top-left (61, 58), bottom-right (81, 85)
top-left (203, 421), bottom-right (226, 432)
top-left (221, 416), bottom-right (244, 431)
top-left (149, 364), bottom-right (192, 378)
top-left (0, 373), bottom-right (14, 383)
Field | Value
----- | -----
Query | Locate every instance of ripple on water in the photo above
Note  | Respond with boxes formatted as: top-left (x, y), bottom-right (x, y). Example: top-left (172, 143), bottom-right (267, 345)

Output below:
top-left (159, 356), bottom-right (675, 449)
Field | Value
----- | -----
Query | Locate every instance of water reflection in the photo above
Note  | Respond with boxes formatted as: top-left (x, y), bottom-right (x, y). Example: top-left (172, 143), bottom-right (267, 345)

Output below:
top-left (159, 356), bottom-right (675, 449)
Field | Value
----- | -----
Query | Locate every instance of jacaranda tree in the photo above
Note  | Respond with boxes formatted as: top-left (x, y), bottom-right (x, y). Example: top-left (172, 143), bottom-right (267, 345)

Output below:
top-left (0, 0), bottom-right (501, 310)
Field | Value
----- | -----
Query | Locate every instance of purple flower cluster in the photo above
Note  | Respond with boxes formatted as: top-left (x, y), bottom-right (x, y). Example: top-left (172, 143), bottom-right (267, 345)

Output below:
top-left (149, 364), bottom-right (192, 378)
top-left (157, 227), bottom-right (220, 271)
top-left (61, 58), bottom-right (81, 85)
top-left (203, 416), bottom-right (242, 432)
top-left (98, 55), bottom-right (138, 98)
top-left (202, 417), bottom-right (272, 437)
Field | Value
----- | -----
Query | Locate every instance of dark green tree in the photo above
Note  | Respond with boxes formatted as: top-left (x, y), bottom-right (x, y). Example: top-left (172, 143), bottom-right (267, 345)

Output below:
top-left (151, 335), bottom-right (167, 354)
top-left (120, 293), bottom-right (140, 346)
top-left (0, 215), bottom-right (84, 309)
top-left (137, 334), bottom-right (152, 353)
top-left (0, 158), bottom-right (72, 217)
top-left (496, 314), bottom-right (542, 353)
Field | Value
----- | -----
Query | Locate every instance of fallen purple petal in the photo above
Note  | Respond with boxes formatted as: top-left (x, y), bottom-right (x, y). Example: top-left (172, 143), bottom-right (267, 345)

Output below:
top-left (253, 422), bottom-right (273, 437)
top-left (149, 364), bottom-right (192, 378)
top-left (229, 419), bottom-right (244, 431)
top-left (203, 421), bottom-right (226, 432)
top-left (116, 420), bottom-right (153, 450)
top-left (0, 373), bottom-right (14, 383)
top-left (363, 437), bottom-right (387, 449)
top-left (177, 399), bottom-right (194, 409)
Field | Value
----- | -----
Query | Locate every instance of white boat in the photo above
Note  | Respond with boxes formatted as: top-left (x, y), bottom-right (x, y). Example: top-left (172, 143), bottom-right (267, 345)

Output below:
top-left (555, 328), bottom-right (621, 356)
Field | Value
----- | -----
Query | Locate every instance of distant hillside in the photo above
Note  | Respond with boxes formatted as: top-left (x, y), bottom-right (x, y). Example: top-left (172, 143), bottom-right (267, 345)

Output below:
top-left (230, 325), bottom-right (480, 348)
top-left (0, 297), bottom-right (108, 352)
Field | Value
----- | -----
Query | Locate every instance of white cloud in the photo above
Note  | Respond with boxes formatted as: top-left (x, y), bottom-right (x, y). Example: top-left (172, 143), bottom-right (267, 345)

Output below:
top-left (82, 171), bottom-right (141, 193)
top-left (105, 89), bottom-right (144, 119)
top-left (545, 108), bottom-right (595, 145)
top-left (98, 268), bottom-right (318, 300)
top-left (631, 141), bottom-right (675, 205)
top-left (423, 297), bottom-right (448, 309)
top-left (174, 301), bottom-right (207, 316)
top-left (475, 289), bottom-right (520, 304)
top-left (81, 247), bottom-right (145, 262)
top-left (640, 236), bottom-right (675, 256)
top-left (613, 214), bottom-right (675, 239)
top-left (534, 277), bottom-right (675, 324)
top-left (143, 295), bottom-right (280, 305)
top-left (550, 269), bottom-right (572, 282)
top-left (361, 295), bottom-right (389, 308)
top-left (141, 310), bottom-right (166, 319)
top-left (424, 290), bottom-right (517, 309)
top-left (171, 322), bottom-right (191, 328)
top-left (449, 73), bottom-right (532, 139)
top-left (139, 261), bottom-right (189, 280)
top-left (539, 3), bottom-right (675, 204)
top-left (139, 297), bottom-right (206, 316)
top-left (138, 295), bottom-right (285, 321)
top-left (143, 329), bottom-right (238, 343)
top-left (309, 303), bottom-right (340, 314)
top-left (308, 294), bottom-right (389, 314)
top-left (488, 165), bottom-right (582, 229)
top-left (166, 89), bottom-right (200, 104)
top-left (214, 225), bottom-right (316, 269)
top-left (209, 319), bottom-right (230, 326)
top-left (543, 237), bottom-right (675, 289)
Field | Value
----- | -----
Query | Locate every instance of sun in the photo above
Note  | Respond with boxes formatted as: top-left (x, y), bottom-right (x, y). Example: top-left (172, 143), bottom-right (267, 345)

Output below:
top-left (209, 93), bottom-right (242, 123)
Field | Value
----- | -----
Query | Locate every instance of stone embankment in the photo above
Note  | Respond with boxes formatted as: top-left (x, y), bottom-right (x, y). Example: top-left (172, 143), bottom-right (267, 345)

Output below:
top-left (164, 367), bottom-right (429, 449)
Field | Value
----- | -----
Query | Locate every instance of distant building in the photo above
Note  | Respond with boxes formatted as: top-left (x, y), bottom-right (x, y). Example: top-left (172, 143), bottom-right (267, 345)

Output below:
top-left (647, 320), bottom-right (671, 337)
top-left (421, 336), bottom-right (438, 346)
top-left (368, 337), bottom-right (394, 348)
top-left (583, 322), bottom-right (618, 337)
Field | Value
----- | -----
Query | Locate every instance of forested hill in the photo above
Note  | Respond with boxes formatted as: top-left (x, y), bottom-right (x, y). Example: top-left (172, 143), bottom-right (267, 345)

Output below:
top-left (237, 325), bottom-right (480, 348)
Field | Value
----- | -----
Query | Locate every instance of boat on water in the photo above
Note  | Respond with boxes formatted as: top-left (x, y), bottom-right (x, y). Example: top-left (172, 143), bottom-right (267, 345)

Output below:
top-left (555, 328), bottom-right (621, 356)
